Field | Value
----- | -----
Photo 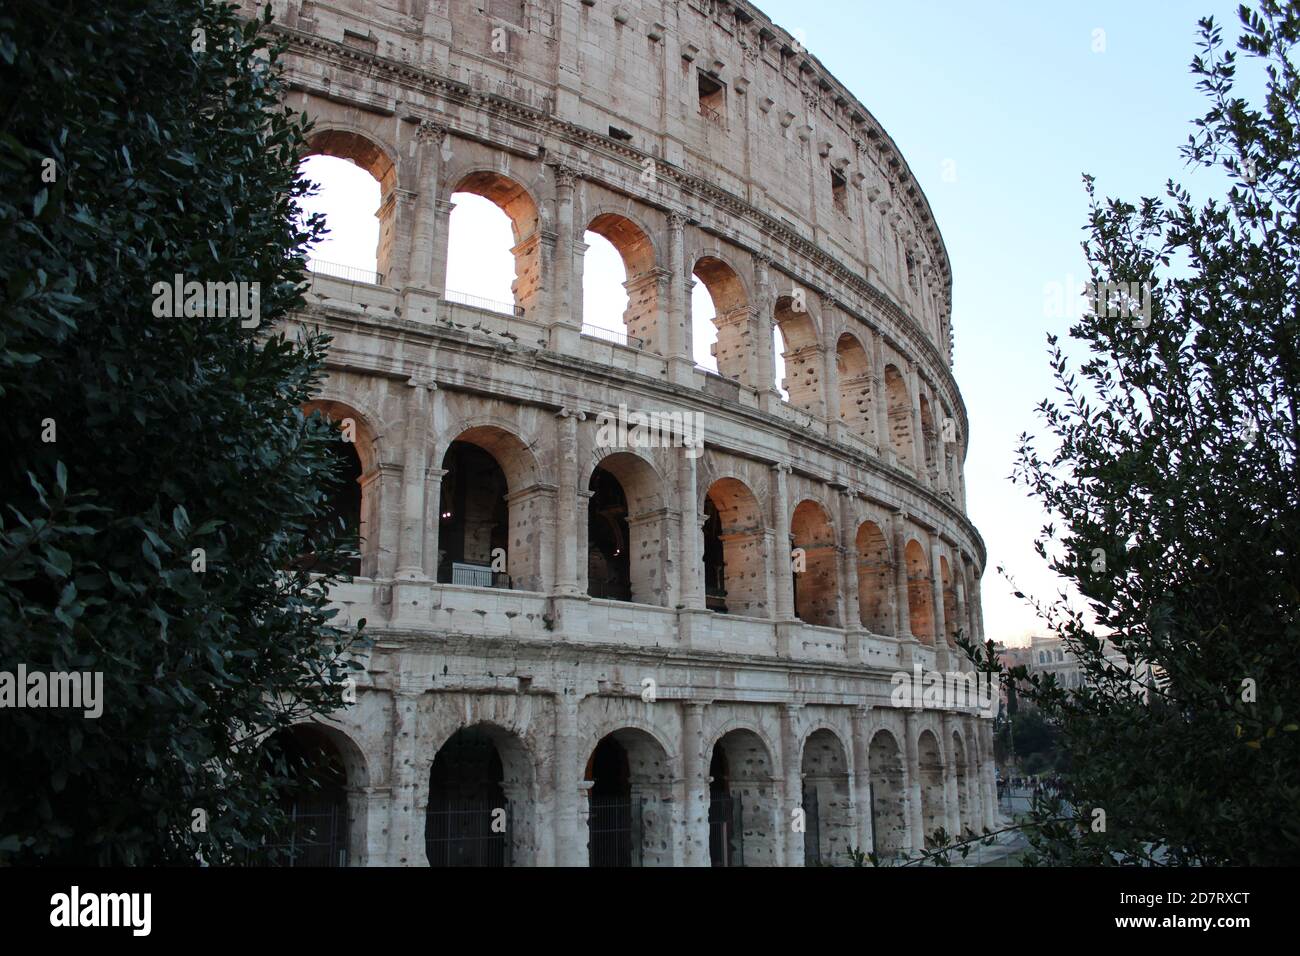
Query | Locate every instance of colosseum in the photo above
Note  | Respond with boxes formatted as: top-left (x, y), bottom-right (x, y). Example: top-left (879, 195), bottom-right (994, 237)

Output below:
top-left (255, 0), bottom-right (993, 866)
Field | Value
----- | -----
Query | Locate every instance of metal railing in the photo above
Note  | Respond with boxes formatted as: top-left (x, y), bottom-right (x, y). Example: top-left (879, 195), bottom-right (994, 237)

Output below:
top-left (307, 257), bottom-right (384, 286)
top-left (444, 288), bottom-right (523, 316)
top-left (588, 795), bottom-right (644, 867)
top-left (581, 321), bottom-right (646, 350)
top-left (425, 799), bottom-right (512, 867)
top-left (444, 561), bottom-right (512, 590)
top-left (258, 798), bottom-right (349, 868)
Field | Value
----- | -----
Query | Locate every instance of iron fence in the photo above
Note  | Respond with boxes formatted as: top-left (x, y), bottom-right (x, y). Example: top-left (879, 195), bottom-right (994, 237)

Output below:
top-left (588, 795), bottom-right (643, 867)
top-left (259, 797), bottom-right (349, 867)
top-left (307, 257), bottom-right (384, 286)
top-left (425, 798), bottom-right (512, 867)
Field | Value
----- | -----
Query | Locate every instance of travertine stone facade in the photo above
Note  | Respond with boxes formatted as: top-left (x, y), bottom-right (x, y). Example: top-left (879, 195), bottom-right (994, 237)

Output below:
top-left (254, 0), bottom-right (992, 866)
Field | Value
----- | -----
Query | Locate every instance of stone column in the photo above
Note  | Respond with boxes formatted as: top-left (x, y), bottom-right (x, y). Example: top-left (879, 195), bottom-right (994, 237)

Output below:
top-left (930, 539), bottom-right (950, 667)
top-left (387, 688), bottom-right (421, 866)
top-left (753, 252), bottom-right (781, 411)
top-left (851, 706), bottom-right (875, 854)
top-left (910, 365), bottom-right (928, 481)
top-left (771, 463), bottom-right (795, 620)
top-left (678, 446), bottom-right (704, 609)
top-left (406, 121), bottom-right (444, 292)
top-left (681, 702), bottom-right (710, 866)
top-left (666, 212), bottom-right (694, 384)
top-left (903, 710), bottom-right (924, 853)
top-left (553, 409), bottom-right (582, 595)
top-left (940, 713), bottom-right (962, 838)
top-left (871, 329), bottom-right (893, 465)
top-left (780, 704), bottom-right (804, 866)
top-left (421, 467), bottom-right (447, 580)
top-left (954, 565), bottom-right (969, 644)
top-left (820, 295), bottom-right (841, 438)
top-left (394, 378), bottom-right (434, 625)
top-left (981, 719), bottom-right (998, 830)
top-left (839, 489), bottom-right (862, 631)
top-left (548, 165), bottom-right (582, 353)
top-left (553, 693), bottom-right (584, 866)
top-left (891, 511), bottom-right (913, 641)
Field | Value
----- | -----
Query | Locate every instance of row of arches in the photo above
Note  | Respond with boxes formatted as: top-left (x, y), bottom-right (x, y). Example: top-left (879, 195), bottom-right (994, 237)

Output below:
top-left (261, 714), bottom-right (984, 867)
top-left (310, 399), bottom-right (979, 645)
top-left (296, 130), bottom-right (964, 495)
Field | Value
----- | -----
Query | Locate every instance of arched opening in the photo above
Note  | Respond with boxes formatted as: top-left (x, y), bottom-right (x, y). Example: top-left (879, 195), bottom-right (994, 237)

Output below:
top-left (438, 441), bottom-right (509, 588)
top-left (905, 538), bottom-right (935, 644)
top-left (693, 256), bottom-right (751, 381)
top-left (884, 365), bottom-right (915, 466)
top-left (952, 731), bottom-right (972, 837)
top-left (791, 500), bottom-right (840, 628)
top-left (445, 171), bottom-right (540, 315)
top-left (835, 333), bottom-right (877, 444)
top-left (702, 478), bottom-right (767, 617)
top-left (709, 730), bottom-right (777, 866)
top-left (916, 730), bottom-right (946, 848)
top-left (584, 729), bottom-right (672, 867)
top-left (297, 130), bottom-right (393, 285)
top-left (260, 725), bottom-right (351, 867)
top-left (438, 426), bottom-right (542, 592)
top-left (856, 521), bottom-right (892, 635)
top-left (800, 729), bottom-right (853, 866)
top-left (868, 730), bottom-right (908, 861)
top-left (584, 213), bottom-right (657, 350)
top-left (301, 402), bottom-right (375, 578)
top-left (425, 724), bottom-right (532, 867)
top-left (587, 454), bottom-right (666, 606)
top-left (919, 393), bottom-right (938, 484)
top-left (940, 555), bottom-right (959, 646)
top-left (773, 295), bottom-right (824, 415)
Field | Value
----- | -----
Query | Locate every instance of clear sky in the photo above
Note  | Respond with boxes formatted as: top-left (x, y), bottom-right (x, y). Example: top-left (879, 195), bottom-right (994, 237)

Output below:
top-left (297, 0), bottom-right (1250, 647)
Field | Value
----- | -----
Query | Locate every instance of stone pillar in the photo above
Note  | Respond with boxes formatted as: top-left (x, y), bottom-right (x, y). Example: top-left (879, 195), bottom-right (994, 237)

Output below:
top-left (941, 713), bottom-right (962, 838)
top-left (930, 539), bottom-right (950, 667)
top-left (678, 446), bottom-right (704, 609)
top-left (891, 511), bottom-right (913, 641)
top-left (903, 710), bottom-right (924, 853)
top-left (871, 329), bottom-right (893, 465)
top-left (421, 467), bottom-right (447, 580)
top-left (553, 693), bottom-right (584, 866)
top-left (387, 688), bottom-right (421, 866)
top-left (681, 702), bottom-right (710, 866)
top-left (754, 252), bottom-right (781, 411)
top-left (406, 121), bottom-right (444, 292)
top-left (910, 365), bottom-right (927, 481)
top-left (553, 409), bottom-right (582, 596)
top-left (771, 464), bottom-right (795, 620)
top-left (966, 716), bottom-right (983, 835)
top-left (666, 212), bottom-right (694, 384)
top-left (393, 378), bottom-right (434, 625)
top-left (839, 489), bottom-right (862, 631)
top-left (954, 565), bottom-right (969, 644)
top-left (851, 706), bottom-right (875, 854)
top-left (548, 165), bottom-right (582, 353)
top-left (820, 296), bottom-right (841, 438)
top-left (981, 720), bottom-right (998, 830)
top-left (780, 704), bottom-right (804, 866)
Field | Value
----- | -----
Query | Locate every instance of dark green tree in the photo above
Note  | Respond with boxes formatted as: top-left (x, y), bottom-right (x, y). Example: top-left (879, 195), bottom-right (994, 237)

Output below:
top-left (0, 0), bottom-right (361, 864)
top-left (970, 0), bottom-right (1300, 865)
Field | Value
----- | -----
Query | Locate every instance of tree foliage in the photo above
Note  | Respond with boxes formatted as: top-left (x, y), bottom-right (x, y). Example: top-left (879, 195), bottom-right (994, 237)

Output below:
top-left (970, 0), bottom-right (1300, 865)
top-left (0, 0), bottom-right (361, 864)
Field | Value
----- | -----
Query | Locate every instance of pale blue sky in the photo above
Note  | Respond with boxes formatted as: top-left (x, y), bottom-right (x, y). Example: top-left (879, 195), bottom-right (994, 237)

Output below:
top-left (299, 1), bottom-right (1252, 645)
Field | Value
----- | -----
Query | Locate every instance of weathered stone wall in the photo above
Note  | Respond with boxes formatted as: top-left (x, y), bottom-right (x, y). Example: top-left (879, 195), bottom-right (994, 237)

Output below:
top-left (251, 0), bottom-right (994, 866)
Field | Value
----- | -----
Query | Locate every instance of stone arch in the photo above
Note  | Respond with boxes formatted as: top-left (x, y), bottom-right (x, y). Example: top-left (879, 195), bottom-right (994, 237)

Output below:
top-left (301, 399), bottom-right (381, 578)
top-left (585, 210), bottom-right (662, 351)
top-left (437, 423), bottom-right (544, 592)
top-left (587, 450), bottom-right (670, 606)
top-left (884, 364), bottom-right (914, 466)
top-left (708, 727), bottom-right (779, 867)
top-left (835, 332), bottom-right (876, 444)
top-left (856, 520), bottom-right (893, 635)
top-left (693, 254), bottom-right (754, 384)
top-left (916, 728), bottom-right (946, 848)
top-left (302, 126), bottom-right (398, 284)
top-left (424, 720), bottom-right (536, 867)
top-left (446, 168), bottom-right (543, 316)
top-left (773, 293), bottom-right (825, 415)
top-left (868, 728), bottom-right (908, 860)
top-left (583, 726), bottom-right (675, 867)
top-left (904, 537), bottom-right (935, 644)
top-left (791, 498), bottom-right (840, 628)
top-left (799, 727), bottom-right (853, 866)
top-left (702, 476), bottom-right (768, 617)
